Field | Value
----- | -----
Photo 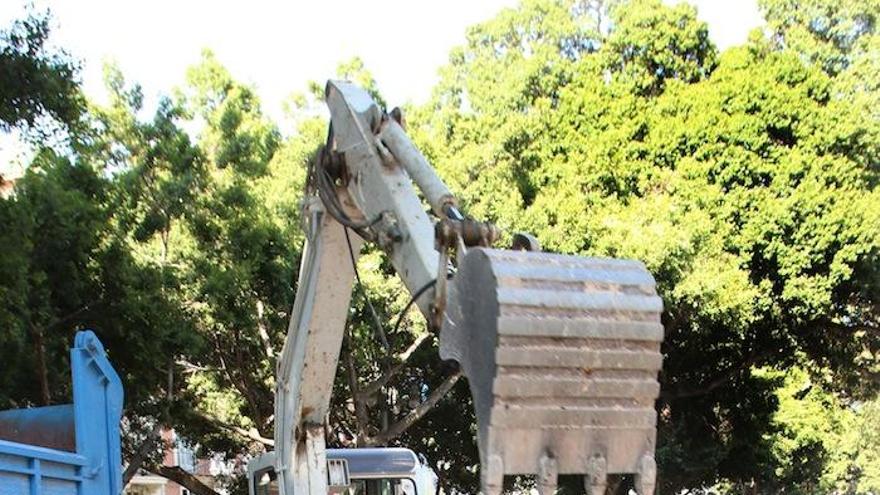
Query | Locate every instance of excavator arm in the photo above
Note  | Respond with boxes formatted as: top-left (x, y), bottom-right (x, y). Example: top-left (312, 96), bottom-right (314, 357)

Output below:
top-left (269, 81), bottom-right (665, 495)
top-left (272, 80), bottom-right (445, 495)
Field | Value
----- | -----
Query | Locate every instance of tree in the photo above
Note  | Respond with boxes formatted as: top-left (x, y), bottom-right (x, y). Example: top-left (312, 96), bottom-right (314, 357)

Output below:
top-left (0, 9), bottom-right (211, 492)
top-left (603, 0), bottom-right (716, 95)
top-left (411, 0), bottom-right (879, 491)
top-left (0, 150), bottom-right (111, 408)
top-left (754, 366), bottom-right (873, 494)
top-left (71, 53), bottom-right (293, 484)
top-left (0, 147), bottom-right (199, 407)
top-left (0, 148), bottom-right (208, 495)
top-left (0, 8), bottom-right (83, 139)
top-left (83, 62), bottom-right (215, 488)
top-left (90, 63), bottom-right (207, 262)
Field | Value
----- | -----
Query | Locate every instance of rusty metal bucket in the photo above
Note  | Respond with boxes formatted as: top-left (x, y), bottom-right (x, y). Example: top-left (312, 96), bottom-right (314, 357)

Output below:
top-left (440, 248), bottom-right (664, 494)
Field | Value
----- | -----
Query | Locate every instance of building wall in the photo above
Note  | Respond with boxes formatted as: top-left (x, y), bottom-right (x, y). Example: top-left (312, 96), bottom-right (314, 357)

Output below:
top-left (124, 474), bottom-right (167, 495)
top-left (0, 177), bottom-right (15, 199)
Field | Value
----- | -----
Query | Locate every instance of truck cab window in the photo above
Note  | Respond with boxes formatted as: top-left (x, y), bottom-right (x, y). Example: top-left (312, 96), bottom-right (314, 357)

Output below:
top-left (348, 478), bottom-right (416, 495)
top-left (253, 468), bottom-right (279, 495)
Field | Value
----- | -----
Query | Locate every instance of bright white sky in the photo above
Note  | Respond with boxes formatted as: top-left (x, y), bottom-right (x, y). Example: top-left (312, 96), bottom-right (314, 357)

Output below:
top-left (0, 0), bottom-right (763, 171)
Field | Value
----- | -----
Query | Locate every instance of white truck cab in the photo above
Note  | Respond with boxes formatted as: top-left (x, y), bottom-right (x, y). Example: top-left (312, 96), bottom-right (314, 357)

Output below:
top-left (248, 448), bottom-right (438, 495)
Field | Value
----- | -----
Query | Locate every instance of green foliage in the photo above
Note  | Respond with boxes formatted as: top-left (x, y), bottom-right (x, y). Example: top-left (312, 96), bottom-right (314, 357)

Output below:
top-left (0, 8), bottom-right (83, 138)
top-left (0, 149), bottom-right (199, 415)
top-left (414, 0), bottom-right (880, 491)
top-left (756, 367), bottom-right (856, 493)
top-left (163, 51), bottom-right (295, 450)
top-left (185, 50), bottom-right (280, 177)
top-left (92, 63), bottom-right (206, 251)
top-left (853, 399), bottom-right (880, 491)
top-left (604, 0), bottom-right (717, 95)
top-left (760, 0), bottom-right (880, 75)
top-left (0, 151), bottom-right (107, 406)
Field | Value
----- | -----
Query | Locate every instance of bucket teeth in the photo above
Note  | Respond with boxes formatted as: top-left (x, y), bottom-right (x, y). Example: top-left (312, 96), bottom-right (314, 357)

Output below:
top-left (440, 248), bottom-right (664, 494)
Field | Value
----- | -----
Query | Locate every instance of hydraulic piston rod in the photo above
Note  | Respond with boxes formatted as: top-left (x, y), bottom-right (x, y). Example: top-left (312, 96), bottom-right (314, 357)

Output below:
top-left (378, 120), bottom-right (459, 219)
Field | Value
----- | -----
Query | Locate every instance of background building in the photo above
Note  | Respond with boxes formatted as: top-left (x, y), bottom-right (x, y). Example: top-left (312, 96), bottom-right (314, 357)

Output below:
top-left (125, 429), bottom-right (234, 495)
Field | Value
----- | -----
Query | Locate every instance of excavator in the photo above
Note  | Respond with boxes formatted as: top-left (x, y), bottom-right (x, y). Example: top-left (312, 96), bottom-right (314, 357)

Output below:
top-left (246, 81), bottom-right (665, 495)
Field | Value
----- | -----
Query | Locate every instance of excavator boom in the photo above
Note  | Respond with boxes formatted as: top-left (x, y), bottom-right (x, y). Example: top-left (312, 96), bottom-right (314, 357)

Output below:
top-left (264, 81), bottom-right (664, 494)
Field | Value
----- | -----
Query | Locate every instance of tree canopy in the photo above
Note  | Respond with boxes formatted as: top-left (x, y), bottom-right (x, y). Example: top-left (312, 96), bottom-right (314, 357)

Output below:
top-left (0, 8), bottom-right (82, 139)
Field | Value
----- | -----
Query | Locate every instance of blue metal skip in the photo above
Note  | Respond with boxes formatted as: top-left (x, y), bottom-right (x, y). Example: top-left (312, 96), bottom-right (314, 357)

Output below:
top-left (0, 330), bottom-right (124, 495)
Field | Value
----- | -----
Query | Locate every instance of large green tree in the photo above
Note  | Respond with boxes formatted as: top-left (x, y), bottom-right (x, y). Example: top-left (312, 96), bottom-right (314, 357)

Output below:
top-left (175, 49), bottom-right (289, 448)
top-left (0, 140), bottom-right (202, 490)
top-left (411, 0), bottom-right (879, 491)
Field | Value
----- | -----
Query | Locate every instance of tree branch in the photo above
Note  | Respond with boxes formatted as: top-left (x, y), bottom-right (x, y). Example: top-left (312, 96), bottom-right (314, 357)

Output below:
top-left (364, 372), bottom-right (460, 446)
top-left (192, 410), bottom-right (274, 447)
top-left (14, 278), bottom-right (102, 407)
top-left (175, 359), bottom-right (220, 373)
top-left (124, 363), bottom-right (175, 485)
top-left (662, 350), bottom-right (772, 400)
top-left (358, 333), bottom-right (432, 399)
top-left (255, 299), bottom-right (275, 364)
top-left (344, 329), bottom-right (371, 441)
top-left (44, 299), bottom-right (101, 331)
top-left (212, 334), bottom-right (267, 432)
top-left (28, 323), bottom-right (50, 406)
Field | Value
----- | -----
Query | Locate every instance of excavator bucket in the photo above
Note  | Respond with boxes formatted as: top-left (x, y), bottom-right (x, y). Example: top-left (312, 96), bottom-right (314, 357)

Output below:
top-left (440, 248), bottom-right (664, 495)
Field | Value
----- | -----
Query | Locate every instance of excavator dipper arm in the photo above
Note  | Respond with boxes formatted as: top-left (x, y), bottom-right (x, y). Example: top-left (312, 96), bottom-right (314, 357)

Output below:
top-left (274, 80), bottom-right (445, 494)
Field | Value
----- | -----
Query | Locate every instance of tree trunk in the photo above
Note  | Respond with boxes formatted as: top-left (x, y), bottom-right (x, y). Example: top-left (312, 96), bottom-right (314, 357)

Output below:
top-left (124, 365), bottom-right (176, 486)
top-left (153, 465), bottom-right (220, 495)
top-left (29, 324), bottom-right (50, 405)
top-left (122, 424), bottom-right (162, 487)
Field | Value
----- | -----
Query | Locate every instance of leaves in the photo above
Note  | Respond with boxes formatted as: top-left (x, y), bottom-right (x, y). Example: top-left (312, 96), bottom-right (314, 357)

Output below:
top-left (0, 8), bottom-right (83, 139)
